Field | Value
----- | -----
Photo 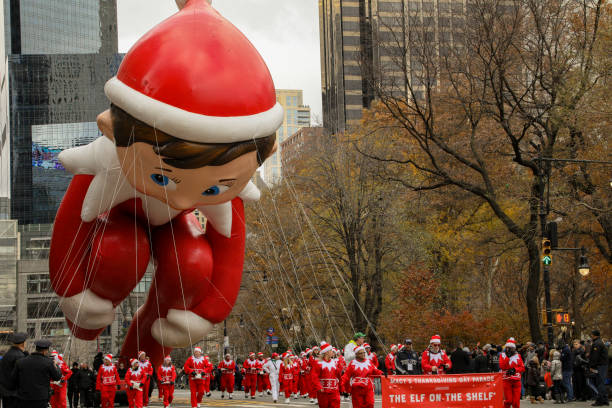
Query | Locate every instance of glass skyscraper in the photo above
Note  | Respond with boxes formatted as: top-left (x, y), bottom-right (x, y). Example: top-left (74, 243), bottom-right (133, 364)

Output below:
top-left (4, 0), bottom-right (120, 224)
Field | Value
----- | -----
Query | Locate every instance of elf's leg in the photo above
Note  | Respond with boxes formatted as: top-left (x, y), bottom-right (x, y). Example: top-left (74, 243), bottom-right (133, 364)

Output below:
top-left (50, 176), bottom-right (150, 340)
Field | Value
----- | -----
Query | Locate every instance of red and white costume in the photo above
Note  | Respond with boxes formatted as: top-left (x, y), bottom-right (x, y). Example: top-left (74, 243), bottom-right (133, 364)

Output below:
top-left (184, 351), bottom-right (209, 407)
top-left (243, 356), bottom-right (260, 397)
top-left (341, 355), bottom-right (383, 408)
top-left (364, 346), bottom-right (378, 368)
top-left (299, 353), bottom-right (310, 397)
top-left (279, 360), bottom-right (295, 400)
top-left (256, 355), bottom-right (269, 394)
top-left (499, 338), bottom-right (525, 408)
top-left (96, 357), bottom-right (121, 408)
top-left (218, 358), bottom-right (236, 397)
top-left (312, 358), bottom-right (342, 408)
top-left (48, 0), bottom-right (283, 368)
top-left (136, 354), bottom-right (153, 407)
top-left (421, 335), bottom-right (452, 375)
top-left (385, 350), bottom-right (397, 374)
top-left (125, 363), bottom-right (146, 408)
top-left (312, 343), bottom-right (342, 408)
top-left (157, 359), bottom-right (177, 408)
top-left (50, 352), bottom-right (72, 408)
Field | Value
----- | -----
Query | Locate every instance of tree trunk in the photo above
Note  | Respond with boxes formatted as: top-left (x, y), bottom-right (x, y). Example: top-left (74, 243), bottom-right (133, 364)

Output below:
top-left (525, 238), bottom-right (543, 343)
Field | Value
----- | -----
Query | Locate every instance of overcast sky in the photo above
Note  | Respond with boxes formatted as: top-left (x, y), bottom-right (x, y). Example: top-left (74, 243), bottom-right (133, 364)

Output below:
top-left (117, 0), bottom-right (323, 123)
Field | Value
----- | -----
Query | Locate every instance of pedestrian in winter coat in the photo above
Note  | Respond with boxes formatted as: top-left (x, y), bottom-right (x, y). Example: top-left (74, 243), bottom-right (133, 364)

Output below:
top-left (74, 363), bottom-right (96, 407)
top-left (550, 351), bottom-right (564, 403)
top-left (0, 332), bottom-right (27, 408)
top-left (474, 349), bottom-right (490, 373)
top-left (560, 343), bottom-right (574, 401)
top-left (588, 329), bottom-right (609, 406)
top-left (526, 357), bottom-right (544, 403)
top-left (572, 340), bottom-right (589, 401)
top-left (450, 341), bottom-right (470, 374)
top-left (9, 339), bottom-right (62, 408)
top-left (396, 339), bottom-right (420, 375)
top-left (67, 362), bottom-right (79, 408)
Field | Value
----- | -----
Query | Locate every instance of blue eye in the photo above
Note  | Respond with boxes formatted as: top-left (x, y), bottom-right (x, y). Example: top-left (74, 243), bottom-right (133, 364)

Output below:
top-left (202, 186), bottom-right (220, 196)
top-left (151, 173), bottom-right (170, 186)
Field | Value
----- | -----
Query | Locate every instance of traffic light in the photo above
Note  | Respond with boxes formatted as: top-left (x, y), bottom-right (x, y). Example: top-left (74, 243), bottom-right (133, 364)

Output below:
top-left (542, 238), bottom-right (552, 265)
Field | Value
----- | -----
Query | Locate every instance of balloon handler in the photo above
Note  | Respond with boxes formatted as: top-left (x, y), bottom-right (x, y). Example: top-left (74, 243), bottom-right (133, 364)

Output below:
top-left (49, 0), bottom-right (283, 367)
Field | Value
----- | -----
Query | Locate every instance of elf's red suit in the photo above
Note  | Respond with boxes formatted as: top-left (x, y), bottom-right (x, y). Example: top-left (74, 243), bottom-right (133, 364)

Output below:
top-left (421, 349), bottom-right (452, 375)
top-left (290, 359), bottom-right (299, 395)
top-left (48, 0), bottom-right (282, 369)
top-left (279, 363), bottom-right (294, 399)
top-left (299, 356), bottom-right (310, 397)
top-left (243, 357), bottom-right (260, 397)
top-left (137, 357), bottom-right (154, 407)
top-left (218, 359), bottom-right (236, 396)
top-left (202, 356), bottom-right (213, 395)
top-left (366, 352), bottom-right (378, 368)
top-left (341, 359), bottom-right (382, 408)
top-left (499, 349), bottom-right (525, 408)
top-left (96, 364), bottom-right (121, 408)
top-left (256, 356), bottom-right (268, 393)
top-left (126, 366), bottom-right (147, 408)
top-left (312, 359), bottom-right (342, 408)
top-left (157, 364), bottom-right (176, 408)
top-left (308, 354), bottom-right (321, 399)
top-left (385, 352), bottom-right (397, 374)
top-left (50, 359), bottom-right (72, 408)
top-left (184, 355), bottom-right (208, 407)
top-left (335, 354), bottom-right (347, 395)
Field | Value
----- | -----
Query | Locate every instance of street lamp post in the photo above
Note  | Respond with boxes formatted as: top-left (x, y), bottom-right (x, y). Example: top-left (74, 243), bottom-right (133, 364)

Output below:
top-left (537, 155), bottom-right (610, 346)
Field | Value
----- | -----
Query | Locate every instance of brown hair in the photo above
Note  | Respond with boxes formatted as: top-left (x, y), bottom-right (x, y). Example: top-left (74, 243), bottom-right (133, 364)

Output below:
top-left (110, 104), bottom-right (276, 169)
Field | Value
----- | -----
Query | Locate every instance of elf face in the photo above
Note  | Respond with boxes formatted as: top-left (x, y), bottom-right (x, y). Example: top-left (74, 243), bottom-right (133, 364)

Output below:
top-left (98, 110), bottom-right (265, 211)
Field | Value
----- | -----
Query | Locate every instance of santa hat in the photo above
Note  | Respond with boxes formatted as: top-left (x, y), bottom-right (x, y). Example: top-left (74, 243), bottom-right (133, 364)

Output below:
top-left (194, 347), bottom-right (202, 354)
top-left (390, 344), bottom-right (398, 351)
top-left (51, 350), bottom-right (58, 357)
top-left (249, 352), bottom-right (255, 357)
top-left (138, 351), bottom-right (146, 358)
top-left (104, 354), bottom-right (113, 362)
top-left (305, 348), bottom-right (312, 354)
top-left (430, 335), bottom-right (441, 344)
top-left (271, 353), bottom-right (279, 359)
top-left (354, 345), bottom-right (365, 354)
top-left (104, 0), bottom-right (283, 144)
top-left (505, 338), bottom-right (517, 349)
top-left (281, 352), bottom-right (288, 360)
top-left (164, 355), bottom-right (172, 362)
top-left (300, 352), bottom-right (306, 357)
top-left (363, 343), bottom-right (371, 349)
top-left (130, 358), bottom-right (138, 366)
top-left (257, 352), bottom-right (264, 357)
top-left (320, 341), bottom-right (333, 354)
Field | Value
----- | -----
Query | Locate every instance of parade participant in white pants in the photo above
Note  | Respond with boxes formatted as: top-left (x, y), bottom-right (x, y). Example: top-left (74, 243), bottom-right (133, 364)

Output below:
top-left (263, 353), bottom-right (281, 403)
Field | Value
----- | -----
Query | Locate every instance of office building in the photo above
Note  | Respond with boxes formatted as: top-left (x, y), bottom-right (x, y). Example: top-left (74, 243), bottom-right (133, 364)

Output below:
top-left (4, 0), bottom-right (118, 55)
top-left (4, 0), bottom-right (119, 224)
top-left (263, 89), bottom-right (311, 184)
top-left (280, 127), bottom-right (327, 177)
top-left (319, 0), bottom-right (467, 133)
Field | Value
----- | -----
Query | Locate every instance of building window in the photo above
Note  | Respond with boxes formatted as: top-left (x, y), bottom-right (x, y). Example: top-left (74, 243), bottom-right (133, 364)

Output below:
top-left (27, 299), bottom-right (62, 319)
top-left (27, 274), bottom-right (51, 294)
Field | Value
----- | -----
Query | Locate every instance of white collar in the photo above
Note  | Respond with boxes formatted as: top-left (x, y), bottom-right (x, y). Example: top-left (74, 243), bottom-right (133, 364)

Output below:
top-left (351, 359), bottom-right (371, 370)
top-left (320, 359), bottom-right (336, 371)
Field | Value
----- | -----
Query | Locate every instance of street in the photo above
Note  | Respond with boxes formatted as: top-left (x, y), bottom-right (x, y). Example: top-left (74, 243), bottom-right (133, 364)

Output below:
top-left (142, 389), bottom-right (601, 407)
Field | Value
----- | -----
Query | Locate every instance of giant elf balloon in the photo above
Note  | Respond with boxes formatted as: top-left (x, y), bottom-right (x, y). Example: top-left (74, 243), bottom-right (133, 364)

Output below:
top-left (49, 0), bottom-right (283, 366)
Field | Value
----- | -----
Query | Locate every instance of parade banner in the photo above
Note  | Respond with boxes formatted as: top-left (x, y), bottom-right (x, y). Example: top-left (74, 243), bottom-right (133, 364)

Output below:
top-left (382, 373), bottom-right (503, 408)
